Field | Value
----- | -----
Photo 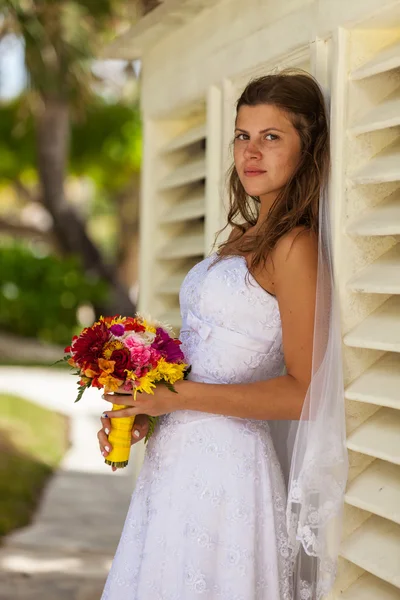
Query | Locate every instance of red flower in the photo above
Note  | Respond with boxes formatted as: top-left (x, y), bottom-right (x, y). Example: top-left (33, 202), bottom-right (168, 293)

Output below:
top-left (110, 348), bottom-right (132, 380)
top-left (124, 318), bottom-right (146, 333)
top-left (91, 377), bottom-right (103, 389)
top-left (102, 315), bottom-right (119, 325)
top-left (72, 321), bottom-right (110, 369)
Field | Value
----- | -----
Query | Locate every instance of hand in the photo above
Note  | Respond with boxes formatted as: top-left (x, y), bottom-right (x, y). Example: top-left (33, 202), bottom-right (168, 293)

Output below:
top-left (97, 413), bottom-right (150, 472)
top-left (101, 380), bottom-right (188, 419)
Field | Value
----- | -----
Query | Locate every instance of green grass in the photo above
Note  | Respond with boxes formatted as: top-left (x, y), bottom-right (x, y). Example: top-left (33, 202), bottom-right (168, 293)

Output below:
top-left (0, 357), bottom-right (70, 369)
top-left (0, 393), bottom-right (69, 538)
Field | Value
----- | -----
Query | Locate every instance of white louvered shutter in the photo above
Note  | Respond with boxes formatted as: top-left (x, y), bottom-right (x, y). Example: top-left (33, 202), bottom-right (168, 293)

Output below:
top-left (333, 29), bottom-right (400, 599)
top-left (151, 113), bottom-right (207, 332)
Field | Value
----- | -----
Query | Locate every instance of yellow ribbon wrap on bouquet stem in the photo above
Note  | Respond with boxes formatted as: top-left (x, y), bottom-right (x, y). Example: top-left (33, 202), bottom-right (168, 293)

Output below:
top-left (104, 401), bottom-right (135, 469)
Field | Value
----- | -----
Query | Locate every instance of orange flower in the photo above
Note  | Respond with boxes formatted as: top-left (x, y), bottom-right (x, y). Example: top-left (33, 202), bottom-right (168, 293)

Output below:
top-left (98, 358), bottom-right (115, 374)
top-left (84, 368), bottom-right (98, 378)
top-left (98, 373), bottom-right (121, 392)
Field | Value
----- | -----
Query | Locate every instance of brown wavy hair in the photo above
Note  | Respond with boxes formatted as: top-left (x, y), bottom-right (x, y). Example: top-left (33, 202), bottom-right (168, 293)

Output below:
top-left (215, 68), bottom-right (330, 271)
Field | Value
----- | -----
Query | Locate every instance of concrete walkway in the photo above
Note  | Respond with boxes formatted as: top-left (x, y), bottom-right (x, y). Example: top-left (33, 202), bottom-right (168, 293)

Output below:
top-left (0, 366), bottom-right (136, 599)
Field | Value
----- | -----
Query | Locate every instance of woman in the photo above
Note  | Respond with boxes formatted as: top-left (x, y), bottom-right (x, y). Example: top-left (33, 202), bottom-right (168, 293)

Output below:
top-left (98, 70), bottom-right (348, 599)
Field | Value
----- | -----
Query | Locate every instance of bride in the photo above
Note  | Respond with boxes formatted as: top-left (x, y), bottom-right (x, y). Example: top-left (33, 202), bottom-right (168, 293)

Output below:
top-left (98, 70), bottom-right (348, 599)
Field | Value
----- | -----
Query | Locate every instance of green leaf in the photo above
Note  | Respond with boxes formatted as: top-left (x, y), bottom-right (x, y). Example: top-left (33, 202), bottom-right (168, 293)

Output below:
top-left (183, 365), bottom-right (192, 379)
top-left (144, 416), bottom-right (158, 444)
top-left (51, 358), bottom-right (65, 366)
top-left (74, 381), bottom-right (90, 403)
top-left (161, 380), bottom-right (178, 394)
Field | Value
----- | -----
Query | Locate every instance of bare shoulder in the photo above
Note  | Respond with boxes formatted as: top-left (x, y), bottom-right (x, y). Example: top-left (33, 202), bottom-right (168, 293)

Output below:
top-left (272, 226), bottom-right (318, 302)
top-left (272, 226), bottom-right (318, 269)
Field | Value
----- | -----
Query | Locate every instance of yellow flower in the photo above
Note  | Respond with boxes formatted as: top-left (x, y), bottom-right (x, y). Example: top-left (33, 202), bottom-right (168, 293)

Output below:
top-left (136, 373), bottom-right (157, 396)
top-left (98, 374), bottom-right (121, 392)
top-left (142, 319), bottom-right (156, 334)
top-left (93, 315), bottom-right (125, 328)
top-left (110, 316), bottom-right (125, 325)
top-left (124, 369), bottom-right (137, 381)
top-left (132, 359), bottom-right (187, 399)
top-left (156, 358), bottom-right (187, 384)
top-left (102, 340), bottom-right (124, 359)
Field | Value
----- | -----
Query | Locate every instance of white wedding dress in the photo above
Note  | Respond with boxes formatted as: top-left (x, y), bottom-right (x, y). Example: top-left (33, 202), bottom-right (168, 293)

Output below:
top-left (101, 254), bottom-right (293, 600)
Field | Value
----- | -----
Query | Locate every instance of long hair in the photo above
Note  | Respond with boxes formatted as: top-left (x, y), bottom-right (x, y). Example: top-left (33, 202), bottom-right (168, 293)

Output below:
top-left (216, 69), bottom-right (330, 271)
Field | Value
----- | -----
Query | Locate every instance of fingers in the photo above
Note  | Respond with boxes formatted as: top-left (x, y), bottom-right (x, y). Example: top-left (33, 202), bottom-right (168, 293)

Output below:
top-left (131, 415), bottom-right (150, 444)
top-left (101, 406), bottom-right (138, 419)
top-left (97, 427), bottom-right (116, 472)
top-left (98, 414), bottom-right (113, 465)
top-left (101, 415), bottom-right (111, 433)
top-left (99, 415), bottom-right (112, 456)
top-left (97, 426), bottom-right (112, 455)
top-left (102, 392), bottom-right (135, 407)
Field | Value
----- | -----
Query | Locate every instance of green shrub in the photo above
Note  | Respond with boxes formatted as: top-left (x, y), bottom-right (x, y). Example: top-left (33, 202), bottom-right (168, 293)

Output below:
top-left (0, 241), bottom-right (108, 345)
top-left (0, 393), bottom-right (69, 537)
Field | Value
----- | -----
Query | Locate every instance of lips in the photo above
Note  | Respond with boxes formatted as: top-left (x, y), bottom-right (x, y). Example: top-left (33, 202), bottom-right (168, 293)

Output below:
top-left (244, 168), bottom-right (266, 176)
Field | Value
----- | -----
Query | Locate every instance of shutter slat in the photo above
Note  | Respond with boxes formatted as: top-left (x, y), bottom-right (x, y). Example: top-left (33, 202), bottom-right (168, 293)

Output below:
top-left (346, 194), bottom-right (400, 236)
top-left (161, 192), bottom-right (205, 224)
top-left (341, 572), bottom-right (400, 600)
top-left (345, 353), bottom-right (400, 410)
top-left (347, 407), bottom-right (400, 464)
top-left (158, 157), bottom-right (206, 190)
top-left (341, 30), bottom-right (400, 594)
top-left (346, 244), bottom-right (400, 294)
top-left (158, 226), bottom-right (205, 259)
top-left (157, 263), bottom-right (198, 295)
top-left (343, 296), bottom-right (400, 352)
top-left (345, 459), bottom-right (400, 524)
top-left (351, 41), bottom-right (400, 80)
top-left (154, 113), bottom-right (206, 337)
top-left (162, 124), bottom-right (206, 153)
top-left (340, 516), bottom-right (400, 588)
top-left (352, 141), bottom-right (400, 184)
top-left (157, 276), bottom-right (185, 295)
top-left (350, 90), bottom-right (400, 135)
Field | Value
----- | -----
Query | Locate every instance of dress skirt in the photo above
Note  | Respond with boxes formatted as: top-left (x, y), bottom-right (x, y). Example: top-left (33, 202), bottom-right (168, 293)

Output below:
top-left (101, 410), bottom-right (292, 600)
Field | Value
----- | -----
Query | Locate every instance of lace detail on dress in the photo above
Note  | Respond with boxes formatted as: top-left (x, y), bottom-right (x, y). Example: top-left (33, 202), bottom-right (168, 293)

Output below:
top-left (101, 253), bottom-right (295, 600)
top-left (179, 254), bottom-right (284, 386)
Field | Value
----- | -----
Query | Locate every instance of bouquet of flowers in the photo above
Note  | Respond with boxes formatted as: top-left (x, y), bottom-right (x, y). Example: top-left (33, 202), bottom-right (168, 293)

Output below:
top-left (62, 314), bottom-right (189, 468)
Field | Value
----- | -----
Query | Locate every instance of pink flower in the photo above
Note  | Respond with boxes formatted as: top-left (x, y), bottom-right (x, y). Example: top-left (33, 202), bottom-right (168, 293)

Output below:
top-left (124, 337), bottom-right (156, 368)
top-left (119, 380), bottom-right (133, 392)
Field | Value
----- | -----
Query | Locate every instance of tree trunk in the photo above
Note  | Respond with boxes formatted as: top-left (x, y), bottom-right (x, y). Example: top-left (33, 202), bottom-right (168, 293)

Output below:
top-left (115, 174), bottom-right (140, 287)
top-left (140, 0), bottom-right (162, 15)
top-left (35, 97), bottom-right (136, 316)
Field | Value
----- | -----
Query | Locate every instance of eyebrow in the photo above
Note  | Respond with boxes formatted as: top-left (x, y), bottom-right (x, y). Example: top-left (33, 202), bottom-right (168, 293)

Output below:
top-left (234, 127), bottom-right (285, 134)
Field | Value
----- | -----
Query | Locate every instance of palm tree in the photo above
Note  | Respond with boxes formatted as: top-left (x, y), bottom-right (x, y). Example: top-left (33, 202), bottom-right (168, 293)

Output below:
top-left (0, 0), bottom-right (136, 315)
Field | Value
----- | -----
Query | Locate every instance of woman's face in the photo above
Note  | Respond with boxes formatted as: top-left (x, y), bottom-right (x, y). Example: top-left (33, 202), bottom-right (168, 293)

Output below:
top-left (233, 104), bottom-right (302, 202)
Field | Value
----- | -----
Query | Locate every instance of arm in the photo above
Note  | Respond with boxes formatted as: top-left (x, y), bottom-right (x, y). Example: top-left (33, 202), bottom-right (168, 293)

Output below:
top-left (177, 228), bottom-right (318, 420)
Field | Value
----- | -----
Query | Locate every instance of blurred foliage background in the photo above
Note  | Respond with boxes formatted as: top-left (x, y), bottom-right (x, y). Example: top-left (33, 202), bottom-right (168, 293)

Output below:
top-left (0, 0), bottom-right (143, 352)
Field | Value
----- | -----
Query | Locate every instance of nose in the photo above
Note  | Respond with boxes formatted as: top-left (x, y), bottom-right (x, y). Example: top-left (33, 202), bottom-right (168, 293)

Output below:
top-left (243, 140), bottom-right (262, 159)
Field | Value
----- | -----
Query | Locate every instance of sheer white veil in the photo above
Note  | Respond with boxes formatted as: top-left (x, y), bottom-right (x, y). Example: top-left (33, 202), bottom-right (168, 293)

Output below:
top-left (269, 114), bottom-right (348, 597)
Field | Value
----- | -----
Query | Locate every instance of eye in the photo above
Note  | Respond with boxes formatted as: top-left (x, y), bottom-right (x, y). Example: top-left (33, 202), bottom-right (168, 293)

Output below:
top-left (234, 133), bottom-right (248, 141)
top-left (265, 133), bottom-right (279, 141)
